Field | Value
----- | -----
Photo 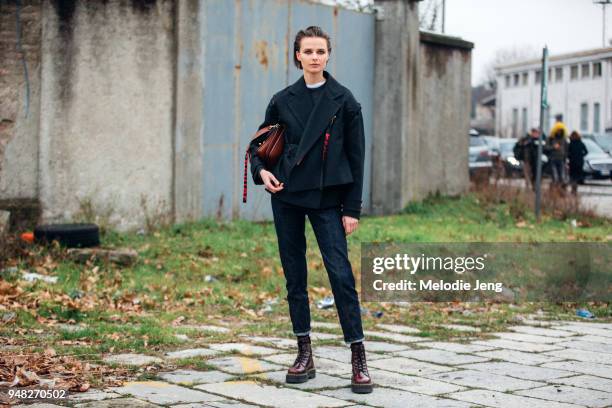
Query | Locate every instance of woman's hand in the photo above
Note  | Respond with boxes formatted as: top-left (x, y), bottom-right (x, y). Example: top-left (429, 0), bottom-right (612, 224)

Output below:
top-left (342, 215), bottom-right (359, 235)
top-left (260, 169), bottom-right (284, 193)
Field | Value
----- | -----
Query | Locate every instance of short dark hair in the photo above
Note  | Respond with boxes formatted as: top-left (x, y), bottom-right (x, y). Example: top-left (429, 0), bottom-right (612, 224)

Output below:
top-left (555, 114), bottom-right (563, 122)
top-left (293, 26), bottom-right (332, 70)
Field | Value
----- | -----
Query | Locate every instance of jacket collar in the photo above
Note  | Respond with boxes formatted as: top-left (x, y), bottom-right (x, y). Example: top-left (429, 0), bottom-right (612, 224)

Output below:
top-left (288, 71), bottom-right (343, 166)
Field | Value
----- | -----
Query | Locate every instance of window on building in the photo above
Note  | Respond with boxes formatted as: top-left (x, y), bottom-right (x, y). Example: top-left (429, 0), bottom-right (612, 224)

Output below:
top-left (522, 72), bottom-right (529, 85)
top-left (548, 68), bottom-right (552, 81)
top-left (535, 70), bottom-right (541, 84)
top-left (544, 106), bottom-right (551, 132)
top-left (521, 107), bottom-right (528, 136)
top-left (513, 73), bottom-right (520, 86)
top-left (594, 103), bottom-right (601, 133)
top-left (505, 75), bottom-right (511, 87)
top-left (512, 108), bottom-right (519, 138)
top-left (581, 63), bottom-right (590, 78)
top-left (570, 65), bottom-right (579, 80)
top-left (580, 103), bottom-right (589, 132)
top-left (555, 67), bottom-right (563, 82)
top-left (593, 62), bottom-right (602, 77)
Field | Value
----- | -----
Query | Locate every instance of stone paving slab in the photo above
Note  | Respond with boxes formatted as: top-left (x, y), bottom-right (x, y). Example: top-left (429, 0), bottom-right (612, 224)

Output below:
top-left (165, 347), bottom-right (221, 359)
top-left (516, 385), bottom-right (612, 408)
top-left (416, 341), bottom-right (495, 354)
top-left (207, 342), bottom-right (280, 356)
top-left (196, 380), bottom-right (350, 408)
top-left (545, 348), bottom-right (612, 365)
top-left (174, 401), bottom-right (259, 408)
top-left (158, 369), bottom-right (234, 385)
top-left (254, 369), bottom-right (348, 390)
top-left (208, 356), bottom-right (283, 374)
top-left (551, 374), bottom-right (612, 393)
top-left (368, 357), bottom-right (456, 376)
top-left (347, 369), bottom-right (466, 395)
top-left (375, 323), bottom-right (421, 334)
top-left (426, 369), bottom-right (546, 392)
top-left (313, 346), bottom-right (387, 363)
top-left (509, 325), bottom-right (576, 337)
top-left (66, 389), bottom-right (122, 402)
top-left (14, 404), bottom-right (69, 408)
top-left (238, 335), bottom-right (297, 349)
top-left (555, 339), bottom-right (612, 354)
top-left (180, 324), bottom-right (231, 333)
top-left (102, 353), bottom-right (163, 366)
top-left (320, 387), bottom-right (474, 408)
top-left (555, 325), bottom-right (612, 338)
top-left (472, 339), bottom-right (564, 353)
top-left (363, 330), bottom-right (426, 343)
top-left (359, 340), bottom-right (411, 353)
top-left (474, 349), bottom-right (565, 366)
top-left (542, 360), bottom-right (612, 379)
top-left (110, 380), bottom-right (224, 405)
top-left (459, 361), bottom-right (575, 381)
top-left (308, 332), bottom-right (342, 341)
top-left (575, 334), bottom-right (612, 344)
top-left (74, 398), bottom-right (162, 407)
top-left (555, 321), bottom-right (612, 330)
top-left (311, 321), bottom-right (342, 330)
top-left (447, 389), bottom-right (582, 408)
top-left (394, 349), bottom-right (490, 366)
top-left (262, 353), bottom-right (352, 376)
top-left (438, 324), bottom-right (481, 333)
top-left (492, 332), bottom-right (567, 344)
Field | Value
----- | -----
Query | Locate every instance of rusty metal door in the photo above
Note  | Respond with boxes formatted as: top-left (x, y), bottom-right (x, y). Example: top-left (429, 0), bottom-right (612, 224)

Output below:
top-left (202, 0), bottom-right (375, 220)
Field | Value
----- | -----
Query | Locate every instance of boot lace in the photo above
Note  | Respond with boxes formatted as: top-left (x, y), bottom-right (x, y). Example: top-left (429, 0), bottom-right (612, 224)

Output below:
top-left (294, 337), bottom-right (311, 366)
top-left (352, 344), bottom-right (368, 375)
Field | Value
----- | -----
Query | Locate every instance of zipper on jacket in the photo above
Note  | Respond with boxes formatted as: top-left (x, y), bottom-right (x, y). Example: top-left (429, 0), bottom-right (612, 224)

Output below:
top-left (319, 115), bottom-right (337, 191)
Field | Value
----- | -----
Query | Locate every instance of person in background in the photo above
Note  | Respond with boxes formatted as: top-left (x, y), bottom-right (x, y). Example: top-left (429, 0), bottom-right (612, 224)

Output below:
top-left (547, 114), bottom-right (569, 192)
top-left (514, 128), bottom-right (541, 190)
top-left (567, 131), bottom-right (588, 195)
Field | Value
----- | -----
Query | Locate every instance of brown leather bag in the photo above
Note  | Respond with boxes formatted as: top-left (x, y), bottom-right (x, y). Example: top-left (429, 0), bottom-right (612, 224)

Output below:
top-left (243, 123), bottom-right (285, 203)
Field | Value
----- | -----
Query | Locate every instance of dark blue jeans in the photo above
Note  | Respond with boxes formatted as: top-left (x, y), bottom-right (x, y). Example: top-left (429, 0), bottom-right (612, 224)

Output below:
top-left (271, 196), bottom-right (365, 345)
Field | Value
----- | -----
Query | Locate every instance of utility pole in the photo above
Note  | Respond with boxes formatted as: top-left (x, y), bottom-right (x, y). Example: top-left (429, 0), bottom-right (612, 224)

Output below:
top-left (535, 46), bottom-right (549, 222)
top-left (594, 0), bottom-right (611, 47)
top-left (441, 0), bottom-right (446, 33)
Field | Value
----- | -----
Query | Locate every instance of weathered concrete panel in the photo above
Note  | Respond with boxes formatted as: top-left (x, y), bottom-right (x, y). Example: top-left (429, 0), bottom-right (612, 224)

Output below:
top-left (0, 0), bottom-right (42, 200)
top-left (418, 32), bottom-right (472, 198)
top-left (38, 0), bottom-right (176, 231)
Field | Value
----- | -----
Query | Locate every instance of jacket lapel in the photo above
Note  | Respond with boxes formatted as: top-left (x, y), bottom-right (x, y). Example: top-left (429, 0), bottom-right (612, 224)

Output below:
top-left (292, 71), bottom-right (343, 165)
top-left (287, 77), bottom-right (311, 130)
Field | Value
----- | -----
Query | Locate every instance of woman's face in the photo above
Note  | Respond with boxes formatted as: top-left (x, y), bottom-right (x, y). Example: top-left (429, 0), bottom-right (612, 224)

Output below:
top-left (296, 37), bottom-right (329, 75)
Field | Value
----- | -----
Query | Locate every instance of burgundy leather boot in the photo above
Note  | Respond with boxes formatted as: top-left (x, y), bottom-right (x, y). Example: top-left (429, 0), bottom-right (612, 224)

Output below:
top-left (286, 335), bottom-right (315, 383)
top-left (350, 341), bottom-right (373, 393)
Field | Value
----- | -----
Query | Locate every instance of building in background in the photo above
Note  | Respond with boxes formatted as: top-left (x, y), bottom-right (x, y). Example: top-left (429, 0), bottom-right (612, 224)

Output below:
top-left (471, 84), bottom-right (496, 135)
top-left (495, 47), bottom-right (612, 138)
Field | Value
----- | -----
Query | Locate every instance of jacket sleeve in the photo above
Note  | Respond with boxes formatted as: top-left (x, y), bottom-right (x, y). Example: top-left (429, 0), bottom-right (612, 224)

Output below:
top-left (249, 95), bottom-right (279, 185)
top-left (341, 96), bottom-right (365, 219)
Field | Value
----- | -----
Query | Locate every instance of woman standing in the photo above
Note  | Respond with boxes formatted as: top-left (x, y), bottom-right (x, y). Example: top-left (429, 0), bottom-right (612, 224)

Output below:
top-left (248, 26), bottom-right (372, 394)
top-left (568, 131), bottom-right (588, 195)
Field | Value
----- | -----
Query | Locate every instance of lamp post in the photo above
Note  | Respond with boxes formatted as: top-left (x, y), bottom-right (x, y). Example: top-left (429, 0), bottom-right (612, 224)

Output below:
top-left (594, 0), bottom-right (611, 47)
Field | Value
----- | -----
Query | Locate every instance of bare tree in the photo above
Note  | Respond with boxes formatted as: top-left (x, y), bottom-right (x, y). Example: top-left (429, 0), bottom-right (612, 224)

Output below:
top-left (481, 45), bottom-right (540, 89)
top-left (419, 0), bottom-right (442, 31)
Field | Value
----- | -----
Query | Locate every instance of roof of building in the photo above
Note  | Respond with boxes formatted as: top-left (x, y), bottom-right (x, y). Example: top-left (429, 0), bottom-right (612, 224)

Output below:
top-left (496, 46), bottom-right (612, 71)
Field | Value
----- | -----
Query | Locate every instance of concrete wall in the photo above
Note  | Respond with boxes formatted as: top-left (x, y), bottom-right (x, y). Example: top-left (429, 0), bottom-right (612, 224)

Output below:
top-left (0, 0), bottom-right (42, 201)
top-left (418, 32), bottom-right (472, 198)
top-left (372, 0), bottom-right (472, 213)
top-left (39, 0), bottom-right (176, 231)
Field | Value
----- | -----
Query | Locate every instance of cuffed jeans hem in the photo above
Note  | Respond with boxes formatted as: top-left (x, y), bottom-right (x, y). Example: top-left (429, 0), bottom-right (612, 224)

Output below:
top-left (345, 337), bottom-right (365, 346)
top-left (294, 330), bottom-right (311, 336)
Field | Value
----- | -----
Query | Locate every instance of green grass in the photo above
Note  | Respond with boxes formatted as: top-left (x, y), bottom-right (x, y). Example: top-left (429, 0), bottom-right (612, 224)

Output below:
top-left (2, 192), bottom-right (610, 363)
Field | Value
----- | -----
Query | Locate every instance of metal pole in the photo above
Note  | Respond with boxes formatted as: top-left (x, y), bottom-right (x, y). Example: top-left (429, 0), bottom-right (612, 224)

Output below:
top-left (535, 46), bottom-right (549, 222)
top-left (442, 0), bottom-right (446, 33)
top-left (604, 3), bottom-right (606, 47)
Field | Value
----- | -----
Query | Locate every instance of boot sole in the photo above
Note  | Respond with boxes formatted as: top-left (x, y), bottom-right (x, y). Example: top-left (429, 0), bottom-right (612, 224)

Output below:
top-left (351, 382), bottom-right (373, 394)
top-left (286, 368), bottom-right (316, 383)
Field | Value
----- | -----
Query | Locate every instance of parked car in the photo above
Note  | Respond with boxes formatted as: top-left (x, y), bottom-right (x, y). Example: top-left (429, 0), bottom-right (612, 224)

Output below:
top-left (469, 134), bottom-right (492, 176)
top-left (497, 138), bottom-right (522, 177)
top-left (583, 133), bottom-right (612, 155)
top-left (582, 138), bottom-right (612, 179)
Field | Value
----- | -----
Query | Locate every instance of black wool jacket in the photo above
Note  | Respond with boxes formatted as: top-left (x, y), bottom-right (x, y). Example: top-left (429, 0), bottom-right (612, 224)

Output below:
top-left (249, 70), bottom-right (365, 218)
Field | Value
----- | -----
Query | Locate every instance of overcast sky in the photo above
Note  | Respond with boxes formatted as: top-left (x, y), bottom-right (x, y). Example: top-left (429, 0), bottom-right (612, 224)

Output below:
top-left (444, 0), bottom-right (610, 85)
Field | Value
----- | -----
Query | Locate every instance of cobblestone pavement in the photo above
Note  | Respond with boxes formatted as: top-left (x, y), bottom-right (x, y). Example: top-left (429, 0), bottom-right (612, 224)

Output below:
top-left (12, 319), bottom-right (612, 408)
